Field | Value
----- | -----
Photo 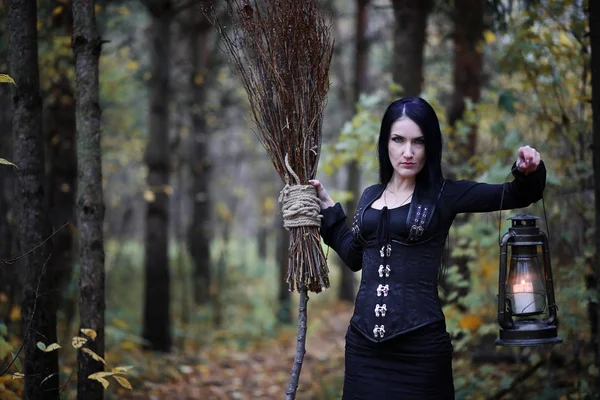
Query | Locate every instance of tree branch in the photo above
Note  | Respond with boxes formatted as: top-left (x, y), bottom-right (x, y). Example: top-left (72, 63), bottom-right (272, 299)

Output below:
top-left (0, 254), bottom-right (52, 376)
top-left (285, 287), bottom-right (309, 400)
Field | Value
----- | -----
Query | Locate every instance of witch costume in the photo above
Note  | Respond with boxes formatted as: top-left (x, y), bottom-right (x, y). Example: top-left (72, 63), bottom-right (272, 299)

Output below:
top-left (319, 162), bottom-right (546, 400)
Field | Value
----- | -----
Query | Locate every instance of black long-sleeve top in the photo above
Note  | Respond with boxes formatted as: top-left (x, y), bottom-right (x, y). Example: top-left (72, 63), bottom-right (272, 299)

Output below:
top-left (319, 162), bottom-right (547, 342)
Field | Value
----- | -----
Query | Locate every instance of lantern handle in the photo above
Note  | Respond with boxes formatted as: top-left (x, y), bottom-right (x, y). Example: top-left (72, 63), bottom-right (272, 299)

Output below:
top-left (540, 231), bottom-right (558, 325)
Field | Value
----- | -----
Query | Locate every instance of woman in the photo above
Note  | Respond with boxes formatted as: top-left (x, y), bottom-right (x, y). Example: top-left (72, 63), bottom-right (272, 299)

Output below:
top-left (309, 97), bottom-right (545, 399)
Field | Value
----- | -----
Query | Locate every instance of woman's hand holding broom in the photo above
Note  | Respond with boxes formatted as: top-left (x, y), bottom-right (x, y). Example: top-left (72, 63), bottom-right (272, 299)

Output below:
top-left (309, 179), bottom-right (335, 210)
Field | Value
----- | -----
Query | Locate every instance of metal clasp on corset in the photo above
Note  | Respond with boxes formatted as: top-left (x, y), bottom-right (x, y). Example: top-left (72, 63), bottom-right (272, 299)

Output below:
top-left (379, 244), bottom-right (391, 258)
top-left (374, 304), bottom-right (387, 317)
top-left (378, 264), bottom-right (391, 278)
top-left (376, 284), bottom-right (389, 297)
top-left (373, 325), bottom-right (385, 338)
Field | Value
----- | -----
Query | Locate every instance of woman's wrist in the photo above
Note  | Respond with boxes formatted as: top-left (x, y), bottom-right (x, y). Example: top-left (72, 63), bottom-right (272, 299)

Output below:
top-left (321, 199), bottom-right (336, 210)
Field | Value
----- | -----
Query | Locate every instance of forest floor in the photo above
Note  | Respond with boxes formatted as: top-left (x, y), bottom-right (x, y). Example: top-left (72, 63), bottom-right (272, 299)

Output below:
top-left (123, 301), bottom-right (351, 400)
top-left (116, 300), bottom-right (590, 400)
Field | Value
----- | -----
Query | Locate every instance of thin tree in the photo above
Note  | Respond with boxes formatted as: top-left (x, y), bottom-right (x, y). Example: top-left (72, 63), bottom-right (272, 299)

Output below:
top-left (590, 0), bottom-right (600, 384)
top-left (45, 0), bottom-right (77, 332)
top-left (141, 0), bottom-right (173, 352)
top-left (7, 0), bottom-right (59, 397)
top-left (339, 0), bottom-right (370, 303)
top-left (72, 0), bottom-right (106, 396)
top-left (187, 7), bottom-right (215, 305)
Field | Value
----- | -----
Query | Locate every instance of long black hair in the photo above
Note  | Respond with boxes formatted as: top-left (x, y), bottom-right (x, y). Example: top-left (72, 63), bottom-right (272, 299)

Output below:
top-left (377, 97), bottom-right (444, 200)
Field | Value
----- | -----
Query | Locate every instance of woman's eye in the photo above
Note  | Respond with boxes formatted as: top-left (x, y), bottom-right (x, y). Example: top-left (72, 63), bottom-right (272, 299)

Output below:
top-left (415, 138), bottom-right (425, 144)
top-left (392, 136), bottom-right (403, 143)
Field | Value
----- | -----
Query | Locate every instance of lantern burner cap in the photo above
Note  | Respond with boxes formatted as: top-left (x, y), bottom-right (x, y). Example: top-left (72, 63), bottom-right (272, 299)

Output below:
top-left (508, 214), bottom-right (540, 227)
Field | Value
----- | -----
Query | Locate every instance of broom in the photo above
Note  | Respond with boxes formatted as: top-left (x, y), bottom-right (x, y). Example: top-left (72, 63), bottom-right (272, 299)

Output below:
top-left (206, 1), bottom-right (334, 398)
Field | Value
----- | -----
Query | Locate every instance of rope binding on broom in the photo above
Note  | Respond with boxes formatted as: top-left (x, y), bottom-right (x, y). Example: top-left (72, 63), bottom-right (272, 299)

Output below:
top-left (278, 154), bottom-right (322, 230)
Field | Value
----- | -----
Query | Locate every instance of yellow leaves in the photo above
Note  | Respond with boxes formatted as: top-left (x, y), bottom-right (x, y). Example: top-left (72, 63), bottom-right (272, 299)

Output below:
top-left (95, 4), bottom-right (102, 13)
top-left (194, 74), bottom-right (205, 86)
top-left (0, 74), bottom-right (15, 85)
top-left (216, 202), bottom-right (234, 222)
top-left (118, 6), bottom-right (130, 15)
top-left (458, 314), bottom-right (483, 333)
top-left (37, 342), bottom-right (61, 352)
top-left (82, 348), bottom-right (106, 365)
top-left (483, 30), bottom-right (496, 45)
top-left (80, 328), bottom-right (97, 340)
top-left (143, 189), bottom-right (156, 203)
top-left (144, 186), bottom-right (172, 203)
top-left (72, 336), bottom-right (88, 349)
top-left (0, 158), bottom-right (17, 169)
top-left (52, 6), bottom-right (64, 16)
top-left (88, 371), bottom-right (133, 390)
top-left (113, 375), bottom-right (133, 389)
top-left (9, 305), bottom-right (21, 321)
top-left (127, 61), bottom-right (139, 72)
top-left (120, 340), bottom-right (136, 351)
top-left (12, 372), bottom-right (24, 379)
top-left (112, 318), bottom-right (128, 329)
top-left (88, 372), bottom-right (111, 389)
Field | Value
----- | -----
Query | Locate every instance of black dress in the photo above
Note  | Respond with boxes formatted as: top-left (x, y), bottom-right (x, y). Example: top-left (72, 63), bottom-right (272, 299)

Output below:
top-left (319, 162), bottom-right (547, 400)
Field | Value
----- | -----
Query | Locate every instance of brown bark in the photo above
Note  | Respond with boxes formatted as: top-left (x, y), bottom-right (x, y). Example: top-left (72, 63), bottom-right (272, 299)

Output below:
top-left (7, 0), bottom-right (59, 396)
top-left (186, 11), bottom-right (213, 305)
top-left (45, 0), bottom-right (76, 331)
top-left (390, 0), bottom-right (433, 97)
top-left (339, 0), bottom-right (371, 302)
top-left (590, 0), bottom-right (600, 380)
top-left (0, 40), bottom-right (18, 322)
top-left (72, 0), bottom-right (105, 397)
top-left (441, 0), bottom-right (484, 310)
top-left (142, 0), bottom-right (172, 352)
top-left (447, 0), bottom-right (484, 159)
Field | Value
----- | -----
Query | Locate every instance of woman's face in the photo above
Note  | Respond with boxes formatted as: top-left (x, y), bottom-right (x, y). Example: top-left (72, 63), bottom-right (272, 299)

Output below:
top-left (388, 117), bottom-right (426, 180)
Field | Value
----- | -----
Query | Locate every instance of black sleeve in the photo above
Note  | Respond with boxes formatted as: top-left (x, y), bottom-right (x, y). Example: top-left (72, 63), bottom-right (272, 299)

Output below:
top-left (444, 161), bottom-right (547, 215)
top-left (319, 202), bottom-right (363, 272)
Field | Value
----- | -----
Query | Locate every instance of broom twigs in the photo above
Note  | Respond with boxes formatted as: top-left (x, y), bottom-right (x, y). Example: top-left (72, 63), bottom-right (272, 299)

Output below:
top-left (207, 0), bottom-right (334, 281)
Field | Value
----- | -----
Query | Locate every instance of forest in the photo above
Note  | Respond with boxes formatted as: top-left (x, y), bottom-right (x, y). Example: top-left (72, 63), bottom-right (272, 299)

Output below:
top-left (1, 0), bottom-right (599, 399)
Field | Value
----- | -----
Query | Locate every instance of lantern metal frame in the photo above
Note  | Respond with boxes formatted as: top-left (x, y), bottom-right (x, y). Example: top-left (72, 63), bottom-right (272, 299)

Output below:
top-left (496, 214), bottom-right (562, 347)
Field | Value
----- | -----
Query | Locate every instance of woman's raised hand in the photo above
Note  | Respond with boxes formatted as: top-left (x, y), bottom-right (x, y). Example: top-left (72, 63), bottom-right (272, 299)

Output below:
top-left (517, 145), bottom-right (541, 174)
top-left (309, 179), bottom-right (336, 210)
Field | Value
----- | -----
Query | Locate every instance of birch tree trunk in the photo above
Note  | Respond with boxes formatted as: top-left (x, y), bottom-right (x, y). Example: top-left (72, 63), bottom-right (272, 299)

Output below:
top-left (72, 0), bottom-right (106, 397)
top-left (7, 0), bottom-right (59, 397)
top-left (142, 0), bottom-right (172, 352)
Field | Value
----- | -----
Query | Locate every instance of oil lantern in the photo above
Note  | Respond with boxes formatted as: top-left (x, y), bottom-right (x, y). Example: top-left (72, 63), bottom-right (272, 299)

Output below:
top-left (496, 214), bottom-right (562, 347)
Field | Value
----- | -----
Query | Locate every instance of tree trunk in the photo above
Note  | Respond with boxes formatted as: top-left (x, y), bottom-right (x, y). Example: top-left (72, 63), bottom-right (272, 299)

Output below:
top-left (590, 0), bottom-right (600, 379)
top-left (7, 0), bottom-right (59, 397)
top-left (0, 42), bottom-right (17, 323)
top-left (339, 0), bottom-right (371, 303)
top-left (447, 0), bottom-right (484, 157)
top-left (276, 211), bottom-right (292, 324)
top-left (142, 0), bottom-right (172, 352)
top-left (441, 0), bottom-right (484, 310)
top-left (391, 0), bottom-right (433, 97)
top-left (72, 0), bottom-right (105, 397)
top-left (187, 12), bottom-right (213, 306)
top-left (45, 0), bottom-right (76, 329)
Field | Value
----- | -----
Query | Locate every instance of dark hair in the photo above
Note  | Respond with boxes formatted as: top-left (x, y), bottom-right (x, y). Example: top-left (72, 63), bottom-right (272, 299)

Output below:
top-left (377, 97), bottom-right (444, 199)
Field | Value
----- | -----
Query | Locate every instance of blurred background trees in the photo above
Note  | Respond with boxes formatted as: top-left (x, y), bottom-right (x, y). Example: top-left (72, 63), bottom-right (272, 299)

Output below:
top-left (0, 0), bottom-right (598, 398)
